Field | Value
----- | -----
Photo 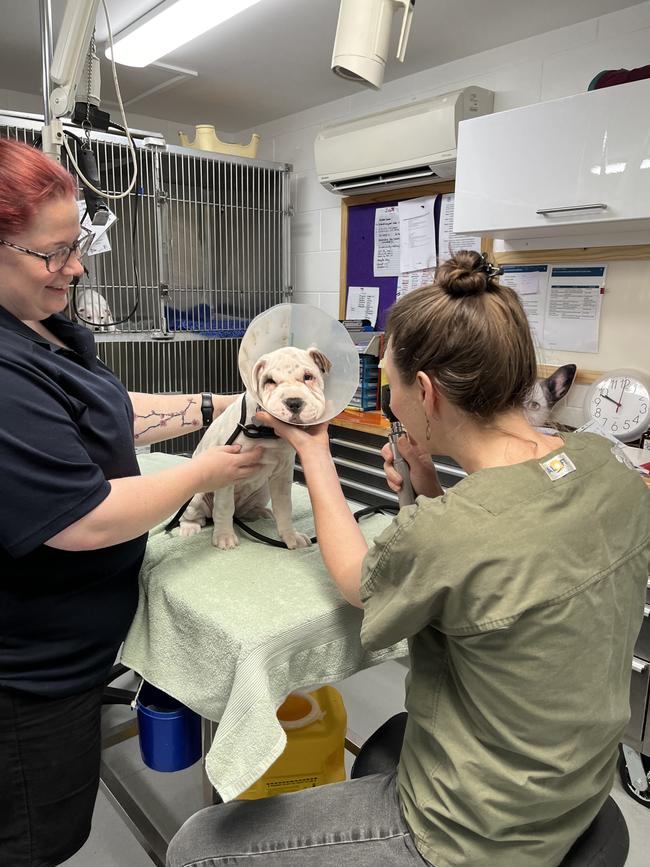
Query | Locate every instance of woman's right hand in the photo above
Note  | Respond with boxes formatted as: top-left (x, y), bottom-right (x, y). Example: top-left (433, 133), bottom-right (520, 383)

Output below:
top-left (192, 444), bottom-right (265, 492)
top-left (381, 435), bottom-right (443, 499)
top-left (253, 411), bottom-right (331, 458)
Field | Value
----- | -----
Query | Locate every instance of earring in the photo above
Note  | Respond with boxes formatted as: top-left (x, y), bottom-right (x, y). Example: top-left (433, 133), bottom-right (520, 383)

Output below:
top-left (425, 418), bottom-right (431, 441)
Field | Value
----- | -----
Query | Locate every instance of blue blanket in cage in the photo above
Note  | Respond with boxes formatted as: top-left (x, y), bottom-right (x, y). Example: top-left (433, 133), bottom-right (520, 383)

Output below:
top-left (165, 304), bottom-right (249, 337)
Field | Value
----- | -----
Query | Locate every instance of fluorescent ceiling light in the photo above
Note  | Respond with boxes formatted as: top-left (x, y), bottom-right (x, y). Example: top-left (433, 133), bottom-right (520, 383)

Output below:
top-left (105, 0), bottom-right (263, 67)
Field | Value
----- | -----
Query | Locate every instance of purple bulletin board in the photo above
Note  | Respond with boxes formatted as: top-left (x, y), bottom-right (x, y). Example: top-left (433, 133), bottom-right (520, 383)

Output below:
top-left (346, 195), bottom-right (443, 331)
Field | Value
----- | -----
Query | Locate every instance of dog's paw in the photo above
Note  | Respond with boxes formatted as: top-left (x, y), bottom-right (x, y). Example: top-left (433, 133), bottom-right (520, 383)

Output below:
top-left (179, 521), bottom-right (203, 537)
top-left (213, 531), bottom-right (239, 550)
top-left (281, 530), bottom-right (312, 550)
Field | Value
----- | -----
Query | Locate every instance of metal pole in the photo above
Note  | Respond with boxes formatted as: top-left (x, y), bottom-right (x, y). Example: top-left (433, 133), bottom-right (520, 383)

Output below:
top-left (39, 0), bottom-right (65, 160)
top-left (39, 0), bottom-right (53, 125)
top-left (151, 144), bottom-right (172, 337)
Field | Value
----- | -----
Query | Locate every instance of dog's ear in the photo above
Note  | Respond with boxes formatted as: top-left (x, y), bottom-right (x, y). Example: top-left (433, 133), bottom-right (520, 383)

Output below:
top-left (544, 364), bottom-right (577, 404)
top-left (251, 355), bottom-right (268, 393)
top-left (307, 347), bottom-right (332, 375)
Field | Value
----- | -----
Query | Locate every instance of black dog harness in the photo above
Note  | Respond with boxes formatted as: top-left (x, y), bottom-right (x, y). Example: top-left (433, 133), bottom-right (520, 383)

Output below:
top-left (162, 393), bottom-right (396, 545)
top-left (164, 395), bottom-right (278, 535)
top-left (225, 394), bottom-right (279, 445)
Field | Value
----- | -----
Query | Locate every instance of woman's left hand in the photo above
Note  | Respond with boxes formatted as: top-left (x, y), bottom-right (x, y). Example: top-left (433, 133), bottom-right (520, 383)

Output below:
top-left (253, 410), bottom-right (330, 456)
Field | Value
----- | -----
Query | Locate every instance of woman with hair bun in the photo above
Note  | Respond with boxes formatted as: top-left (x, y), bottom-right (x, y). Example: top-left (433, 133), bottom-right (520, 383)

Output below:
top-left (0, 137), bottom-right (264, 866)
top-left (169, 251), bottom-right (650, 867)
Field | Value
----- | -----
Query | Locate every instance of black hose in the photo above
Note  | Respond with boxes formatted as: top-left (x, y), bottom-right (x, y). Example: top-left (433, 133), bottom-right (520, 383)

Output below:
top-left (165, 500), bottom-right (396, 546)
top-left (64, 129), bottom-right (142, 328)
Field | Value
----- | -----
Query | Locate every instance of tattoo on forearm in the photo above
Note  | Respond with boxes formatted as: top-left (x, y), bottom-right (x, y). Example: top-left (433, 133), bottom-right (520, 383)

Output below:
top-left (135, 399), bottom-right (199, 440)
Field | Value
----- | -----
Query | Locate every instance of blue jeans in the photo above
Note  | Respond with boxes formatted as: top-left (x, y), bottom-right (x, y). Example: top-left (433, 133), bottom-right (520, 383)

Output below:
top-left (167, 771), bottom-right (432, 866)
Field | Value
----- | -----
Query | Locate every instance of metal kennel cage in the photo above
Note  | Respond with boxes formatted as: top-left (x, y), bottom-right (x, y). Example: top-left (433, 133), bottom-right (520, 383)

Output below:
top-left (0, 114), bottom-right (292, 454)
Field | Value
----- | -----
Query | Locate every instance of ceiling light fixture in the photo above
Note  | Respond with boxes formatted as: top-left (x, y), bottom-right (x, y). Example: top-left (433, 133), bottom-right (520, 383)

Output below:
top-left (105, 0), bottom-right (262, 68)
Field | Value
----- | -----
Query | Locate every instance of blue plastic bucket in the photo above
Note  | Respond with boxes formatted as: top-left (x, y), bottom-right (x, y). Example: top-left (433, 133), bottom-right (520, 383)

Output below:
top-left (136, 682), bottom-right (201, 772)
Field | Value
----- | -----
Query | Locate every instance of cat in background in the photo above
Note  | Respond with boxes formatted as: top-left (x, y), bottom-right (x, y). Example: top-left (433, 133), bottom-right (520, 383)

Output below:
top-left (525, 363), bottom-right (577, 428)
top-left (72, 287), bottom-right (117, 332)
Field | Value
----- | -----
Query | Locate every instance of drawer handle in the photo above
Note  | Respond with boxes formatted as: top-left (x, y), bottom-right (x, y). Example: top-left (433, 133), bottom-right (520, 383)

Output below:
top-left (632, 658), bottom-right (648, 674)
top-left (536, 203), bottom-right (608, 215)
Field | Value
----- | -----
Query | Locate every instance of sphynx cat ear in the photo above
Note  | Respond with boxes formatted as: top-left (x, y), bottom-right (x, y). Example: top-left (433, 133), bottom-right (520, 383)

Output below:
top-left (307, 347), bottom-right (332, 375)
top-left (545, 364), bottom-right (577, 403)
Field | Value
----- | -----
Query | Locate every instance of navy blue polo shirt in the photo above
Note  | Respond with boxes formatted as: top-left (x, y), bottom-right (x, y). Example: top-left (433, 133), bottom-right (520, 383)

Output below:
top-left (0, 306), bottom-right (147, 697)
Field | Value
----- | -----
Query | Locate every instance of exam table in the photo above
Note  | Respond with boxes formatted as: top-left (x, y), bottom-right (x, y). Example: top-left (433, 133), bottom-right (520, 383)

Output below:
top-left (99, 451), bottom-right (406, 865)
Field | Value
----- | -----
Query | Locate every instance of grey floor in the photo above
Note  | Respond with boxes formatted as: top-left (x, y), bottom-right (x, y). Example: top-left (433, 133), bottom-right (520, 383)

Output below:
top-left (61, 661), bottom-right (650, 867)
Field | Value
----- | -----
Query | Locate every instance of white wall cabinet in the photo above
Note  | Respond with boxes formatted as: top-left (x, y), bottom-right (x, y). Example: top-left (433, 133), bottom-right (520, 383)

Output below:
top-left (453, 79), bottom-right (650, 240)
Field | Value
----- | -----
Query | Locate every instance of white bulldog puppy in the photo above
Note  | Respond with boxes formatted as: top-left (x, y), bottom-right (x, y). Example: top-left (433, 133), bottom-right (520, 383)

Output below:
top-left (179, 346), bottom-right (332, 550)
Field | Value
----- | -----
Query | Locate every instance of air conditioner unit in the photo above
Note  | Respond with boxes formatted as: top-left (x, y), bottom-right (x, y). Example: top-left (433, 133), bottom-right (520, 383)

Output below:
top-left (315, 87), bottom-right (494, 196)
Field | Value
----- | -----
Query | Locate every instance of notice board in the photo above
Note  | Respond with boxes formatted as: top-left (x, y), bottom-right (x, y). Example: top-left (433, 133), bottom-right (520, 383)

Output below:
top-left (339, 181), bottom-right (489, 330)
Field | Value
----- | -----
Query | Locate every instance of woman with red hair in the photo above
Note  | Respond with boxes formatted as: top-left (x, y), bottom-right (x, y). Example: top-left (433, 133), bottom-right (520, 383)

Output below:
top-left (0, 138), bottom-right (264, 866)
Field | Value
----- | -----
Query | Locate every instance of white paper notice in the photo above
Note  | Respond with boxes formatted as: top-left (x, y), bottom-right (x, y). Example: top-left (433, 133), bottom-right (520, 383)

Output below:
top-left (77, 200), bottom-right (117, 256)
top-left (438, 194), bottom-right (482, 257)
top-left (346, 286), bottom-right (380, 327)
top-left (500, 264), bottom-right (549, 349)
top-left (542, 265), bottom-right (606, 353)
top-left (396, 268), bottom-right (436, 301)
top-left (398, 196), bottom-right (436, 273)
top-left (373, 206), bottom-right (400, 277)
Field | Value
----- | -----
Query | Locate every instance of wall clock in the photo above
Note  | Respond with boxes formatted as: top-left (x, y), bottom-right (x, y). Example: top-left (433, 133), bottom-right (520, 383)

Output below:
top-left (583, 369), bottom-right (650, 442)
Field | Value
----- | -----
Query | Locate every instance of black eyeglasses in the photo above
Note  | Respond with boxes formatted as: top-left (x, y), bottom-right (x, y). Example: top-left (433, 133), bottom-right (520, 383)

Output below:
top-left (0, 229), bottom-right (94, 273)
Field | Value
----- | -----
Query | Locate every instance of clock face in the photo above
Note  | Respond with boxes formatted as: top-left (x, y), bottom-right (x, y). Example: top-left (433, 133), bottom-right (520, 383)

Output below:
top-left (585, 372), bottom-right (650, 442)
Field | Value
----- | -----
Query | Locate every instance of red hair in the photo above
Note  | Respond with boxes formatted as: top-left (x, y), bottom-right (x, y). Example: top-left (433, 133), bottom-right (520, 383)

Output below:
top-left (0, 138), bottom-right (77, 238)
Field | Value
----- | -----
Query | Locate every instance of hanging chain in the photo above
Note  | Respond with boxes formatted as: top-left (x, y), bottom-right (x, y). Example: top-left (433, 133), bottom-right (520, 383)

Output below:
top-left (83, 30), bottom-right (96, 146)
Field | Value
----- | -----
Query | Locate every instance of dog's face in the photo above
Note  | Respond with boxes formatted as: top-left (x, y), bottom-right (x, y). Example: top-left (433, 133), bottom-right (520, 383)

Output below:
top-left (251, 346), bottom-right (332, 423)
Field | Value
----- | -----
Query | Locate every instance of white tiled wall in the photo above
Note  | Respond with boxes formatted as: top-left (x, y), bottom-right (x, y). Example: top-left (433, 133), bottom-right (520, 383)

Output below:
top-left (238, 1), bottom-right (650, 400)
top-left (0, 88), bottom-right (43, 114)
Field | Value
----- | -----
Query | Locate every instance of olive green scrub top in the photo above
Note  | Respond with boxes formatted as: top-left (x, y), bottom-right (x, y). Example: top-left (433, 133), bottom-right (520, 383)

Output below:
top-left (360, 432), bottom-right (650, 867)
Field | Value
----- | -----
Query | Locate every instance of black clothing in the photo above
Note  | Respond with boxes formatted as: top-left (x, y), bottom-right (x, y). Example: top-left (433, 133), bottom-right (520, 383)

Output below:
top-left (0, 684), bottom-right (103, 866)
top-left (0, 307), bottom-right (146, 696)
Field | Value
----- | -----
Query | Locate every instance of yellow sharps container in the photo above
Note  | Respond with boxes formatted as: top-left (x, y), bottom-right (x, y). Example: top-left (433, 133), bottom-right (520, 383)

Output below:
top-left (238, 686), bottom-right (347, 800)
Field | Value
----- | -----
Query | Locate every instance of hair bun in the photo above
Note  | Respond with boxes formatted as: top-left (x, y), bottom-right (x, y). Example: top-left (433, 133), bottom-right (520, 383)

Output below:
top-left (436, 251), bottom-right (487, 297)
top-left (436, 251), bottom-right (503, 298)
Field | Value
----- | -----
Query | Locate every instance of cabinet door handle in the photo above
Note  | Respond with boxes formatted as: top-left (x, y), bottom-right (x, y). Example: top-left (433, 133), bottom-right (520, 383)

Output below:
top-left (536, 203), bottom-right (608, 215)
top-left (632, 658), bottom-right (648, 674)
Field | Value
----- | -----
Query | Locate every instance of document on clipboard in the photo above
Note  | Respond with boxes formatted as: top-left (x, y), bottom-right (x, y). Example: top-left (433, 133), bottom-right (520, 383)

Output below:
top-left (542, 265), bottom-right (606, 353)
top-left (398, 196), bottom-right (436, 273)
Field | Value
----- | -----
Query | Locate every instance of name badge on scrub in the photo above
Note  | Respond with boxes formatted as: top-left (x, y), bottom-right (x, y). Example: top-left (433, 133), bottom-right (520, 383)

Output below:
top-left (540, 453), bottom-right (576, 481)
